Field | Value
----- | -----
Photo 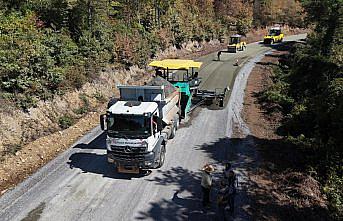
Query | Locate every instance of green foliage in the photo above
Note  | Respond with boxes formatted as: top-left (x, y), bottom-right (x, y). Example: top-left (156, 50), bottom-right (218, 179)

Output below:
top-left (3, 143), bottom-right (22, 155)
top-left (259, 66), bottom-right (294, 112)
top-left (74, 94), bottom-right (90, 115)
top-left (93, 91), bottom-right (106, 102)
top-left (0, 1), bottom-right (309, 111)
top-left (259, 0), bottom-right (343, 218)
top-left (0, 11), bottom-right (75, 109)
top-left (58, 114), bottom-right (75, 129)
top-left (324, 167), bottom-right (343, 220)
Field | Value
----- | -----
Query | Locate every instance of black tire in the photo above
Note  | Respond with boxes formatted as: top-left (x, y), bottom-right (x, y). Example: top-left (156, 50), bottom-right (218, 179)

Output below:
top-left (158, 144), bottom-right (166, 168)
top-left (169, 125), bottom-right (176, 139)
top-left (174, 117), bottom-right (180, 130)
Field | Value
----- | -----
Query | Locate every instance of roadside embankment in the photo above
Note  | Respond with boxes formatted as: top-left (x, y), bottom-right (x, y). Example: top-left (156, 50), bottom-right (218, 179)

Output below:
top-left (240, 46), bottom-right (330, 220)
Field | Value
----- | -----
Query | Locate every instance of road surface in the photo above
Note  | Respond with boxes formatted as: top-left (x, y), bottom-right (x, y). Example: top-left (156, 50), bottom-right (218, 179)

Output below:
top-left (0, 34), bottom-right (306, 221)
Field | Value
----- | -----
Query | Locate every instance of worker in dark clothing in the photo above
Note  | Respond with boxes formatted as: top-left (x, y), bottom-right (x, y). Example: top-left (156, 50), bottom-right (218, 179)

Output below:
top-left (223, 162), bottom-right (232, 180)
top-left (227, 170), bottom-right (238, 214)
top-left (217, 179), bottom-right (230, 221)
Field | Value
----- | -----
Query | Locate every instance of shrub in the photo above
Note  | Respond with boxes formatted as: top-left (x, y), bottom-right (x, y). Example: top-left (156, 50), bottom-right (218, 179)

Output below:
top-left (58, 115), bottom-right (75, 129)
top-left (73, 94), bottom-right (90, 115)
top-left (3, 143), bottom-right (22, 155)
top-left (93, 92), bottom-right (106, 102)
top-left (324, 168), bottom-right (343, 220)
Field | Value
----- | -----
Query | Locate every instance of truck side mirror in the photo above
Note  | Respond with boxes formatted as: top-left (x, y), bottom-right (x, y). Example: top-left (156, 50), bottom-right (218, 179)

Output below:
top-left (100, 114), bottom-right (107, 131)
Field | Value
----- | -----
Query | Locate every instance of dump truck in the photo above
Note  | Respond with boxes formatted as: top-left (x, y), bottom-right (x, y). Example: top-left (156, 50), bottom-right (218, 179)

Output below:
top-left (263, 26), bottom-right (284, 44)
top-left (100, 77), bottom-right (180, 173)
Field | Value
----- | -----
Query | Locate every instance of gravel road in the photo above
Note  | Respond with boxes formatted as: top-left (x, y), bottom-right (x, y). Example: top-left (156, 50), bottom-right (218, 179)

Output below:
top-left (0, 34), bottom-right (306, 221)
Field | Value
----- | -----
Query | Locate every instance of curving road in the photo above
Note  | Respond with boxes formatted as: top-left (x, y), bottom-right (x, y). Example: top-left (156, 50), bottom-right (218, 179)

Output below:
top-left (0, 34), bottom-right (306, 221)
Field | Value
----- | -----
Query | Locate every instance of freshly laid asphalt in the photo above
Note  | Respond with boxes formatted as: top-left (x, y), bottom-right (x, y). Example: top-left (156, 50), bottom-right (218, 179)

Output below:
top-left (0, 34), bottom-right (306, 221)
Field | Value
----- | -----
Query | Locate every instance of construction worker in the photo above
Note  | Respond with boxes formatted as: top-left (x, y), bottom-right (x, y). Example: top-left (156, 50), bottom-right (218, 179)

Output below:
top-left (223, 162), bottom-right (232, 179)
top-left (217, 180), bottom-right (230, 221)
top-left (201, 164), bottom-right (215, 207)
top-left (227, 170), bottom-right (238, 214)
top-left (217, 51), bottom-right (222, 61)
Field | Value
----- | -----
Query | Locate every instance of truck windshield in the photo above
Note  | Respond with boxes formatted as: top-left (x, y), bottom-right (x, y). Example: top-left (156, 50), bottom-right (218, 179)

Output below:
top-left (269, 30), bottom-right (281, 36)
top-left (107, 115), bottom-right (151, 138)
top-left (230, 37), bottom-right (240, 44)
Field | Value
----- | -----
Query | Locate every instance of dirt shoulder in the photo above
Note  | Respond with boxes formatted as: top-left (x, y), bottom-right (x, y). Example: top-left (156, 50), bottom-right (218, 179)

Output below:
top-left (241, 47), bottom-right (329, 220)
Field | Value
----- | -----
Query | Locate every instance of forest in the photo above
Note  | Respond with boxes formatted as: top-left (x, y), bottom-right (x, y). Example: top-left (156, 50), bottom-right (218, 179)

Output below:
top-left (259, 0), bottom-right (342, 218)
top-left (0, 0), bottom-right (304, 109)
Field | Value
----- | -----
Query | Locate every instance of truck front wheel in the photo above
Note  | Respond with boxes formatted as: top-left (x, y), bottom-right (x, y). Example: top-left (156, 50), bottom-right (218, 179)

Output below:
top-left (158, 144), bottom-right (166, 168)
top-left (174, 117), bottom-right (180, 130)
top-left (169, 125), bottom-right (176, 139)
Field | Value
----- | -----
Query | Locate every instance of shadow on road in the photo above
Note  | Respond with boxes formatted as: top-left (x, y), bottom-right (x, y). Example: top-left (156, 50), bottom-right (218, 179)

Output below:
top-left (67, 152), bottom-right (150, 180)
top-left (69, 131), bottom-right (149, 179)
top-left (73, 132), bottom-right (107, 150)
top-left (136, 166), bottom-right (205, 221)
top-left (258, 39), bottom-right (306, 52)
top-left (135, 136), bottom-right (257, 221)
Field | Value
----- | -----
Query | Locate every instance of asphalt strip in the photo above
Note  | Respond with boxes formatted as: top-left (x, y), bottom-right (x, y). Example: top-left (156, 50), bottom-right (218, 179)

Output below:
top-left (223, 50), bottom-right (272, 221)
top-left (226, 51), bottom-right (271, 137)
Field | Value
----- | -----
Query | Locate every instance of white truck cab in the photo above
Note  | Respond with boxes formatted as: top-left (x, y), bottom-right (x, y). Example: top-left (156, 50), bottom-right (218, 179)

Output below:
top-left (100, 80), bottom-right (180, 173)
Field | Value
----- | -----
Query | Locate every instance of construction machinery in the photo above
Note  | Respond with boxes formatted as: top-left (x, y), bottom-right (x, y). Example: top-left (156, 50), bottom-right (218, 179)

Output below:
top-left (149, 59), bottom-right (228, 112)
top-left (227, 34), bottom-right (247, 52)
top-left (149, 59), bottom-right (202, 118)
top-left (263, 26), bottom-right (284, 44)
top-left (100, 77), bottom-right (180, 173)
top-left (217, 34), bottom-right (247, 60)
